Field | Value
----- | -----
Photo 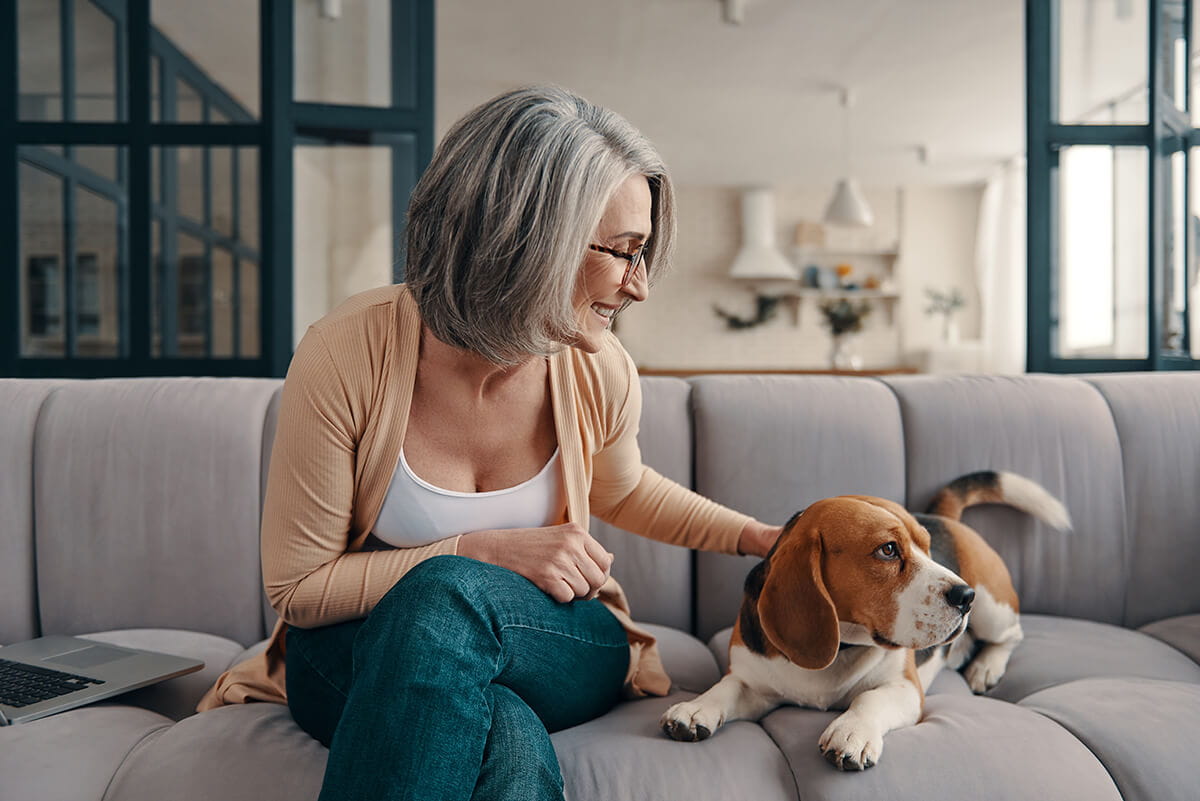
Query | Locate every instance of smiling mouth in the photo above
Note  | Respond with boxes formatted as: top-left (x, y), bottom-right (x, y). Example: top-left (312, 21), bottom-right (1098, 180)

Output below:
top-left (591, 304), bottom-right (618, 323)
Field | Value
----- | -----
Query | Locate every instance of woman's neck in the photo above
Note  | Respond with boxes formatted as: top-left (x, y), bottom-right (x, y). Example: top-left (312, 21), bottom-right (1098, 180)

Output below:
top-left (418, 325), bottom-right (543, 399)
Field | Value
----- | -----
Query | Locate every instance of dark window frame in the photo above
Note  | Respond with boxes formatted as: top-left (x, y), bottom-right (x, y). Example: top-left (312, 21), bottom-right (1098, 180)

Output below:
top-left (2, 0), bottom-right (434, 378)
top-left (1027, 0), bottom-right (1200, 372)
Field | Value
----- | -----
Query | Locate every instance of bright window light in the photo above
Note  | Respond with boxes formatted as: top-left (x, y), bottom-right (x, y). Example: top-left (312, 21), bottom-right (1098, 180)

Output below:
top-left (1060, 146), bottom-right (1114, 352)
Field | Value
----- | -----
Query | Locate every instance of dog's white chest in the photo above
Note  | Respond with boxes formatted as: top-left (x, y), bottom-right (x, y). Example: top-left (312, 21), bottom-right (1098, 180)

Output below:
top-left (729, 644), bottom-right (902, 711)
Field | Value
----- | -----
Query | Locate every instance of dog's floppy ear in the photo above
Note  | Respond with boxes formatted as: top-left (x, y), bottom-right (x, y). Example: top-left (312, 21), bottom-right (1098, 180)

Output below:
top-left (757, 520), bottom-right (840, 670)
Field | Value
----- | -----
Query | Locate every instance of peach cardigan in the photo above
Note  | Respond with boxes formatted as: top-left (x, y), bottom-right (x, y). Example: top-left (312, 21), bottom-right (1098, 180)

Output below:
top-left (197, 285), bottom-right (751, 710)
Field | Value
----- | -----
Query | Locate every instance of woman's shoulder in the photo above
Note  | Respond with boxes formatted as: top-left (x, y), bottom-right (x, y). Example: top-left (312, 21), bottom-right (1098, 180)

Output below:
top-left (559, 332), bottom-right (638, 404)
top-left (310, 284), bottom-right (411, 338)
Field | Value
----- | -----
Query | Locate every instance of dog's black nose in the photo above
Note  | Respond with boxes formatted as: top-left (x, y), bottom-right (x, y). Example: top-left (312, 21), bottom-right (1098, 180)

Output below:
top-left (945, 584), bottom-right (975, 612)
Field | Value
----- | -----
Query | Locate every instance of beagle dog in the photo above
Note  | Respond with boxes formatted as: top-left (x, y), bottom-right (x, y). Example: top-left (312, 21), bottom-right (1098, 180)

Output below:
top-left (660, 471), bottom-right (1070, 771)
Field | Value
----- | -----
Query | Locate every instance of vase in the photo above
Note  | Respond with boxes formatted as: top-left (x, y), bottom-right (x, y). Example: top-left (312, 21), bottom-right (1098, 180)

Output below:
top-left (941, 315), bottom-right (960, 344)
top-left (829, 333), bottom-right (863, 371)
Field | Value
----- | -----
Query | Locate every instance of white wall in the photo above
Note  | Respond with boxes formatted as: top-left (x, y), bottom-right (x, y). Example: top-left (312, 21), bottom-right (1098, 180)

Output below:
top-left (899, 185), bottom-right (985, 354)
top-left (618, 183), bottom-right (983, 371)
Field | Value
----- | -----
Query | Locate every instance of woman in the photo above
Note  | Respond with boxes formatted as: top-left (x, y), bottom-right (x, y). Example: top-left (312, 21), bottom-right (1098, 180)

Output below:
top-left (198, 85), bottom-right (782, 800)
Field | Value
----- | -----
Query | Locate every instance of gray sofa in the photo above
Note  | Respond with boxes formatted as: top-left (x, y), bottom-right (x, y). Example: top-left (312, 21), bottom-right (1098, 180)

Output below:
top-left (3, 372), bottom-right (1199, 801)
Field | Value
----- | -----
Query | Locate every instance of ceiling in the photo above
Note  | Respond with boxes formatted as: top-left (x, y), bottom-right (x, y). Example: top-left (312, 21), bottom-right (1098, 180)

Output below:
top-left (436, 0), bottom-right (1028, 188)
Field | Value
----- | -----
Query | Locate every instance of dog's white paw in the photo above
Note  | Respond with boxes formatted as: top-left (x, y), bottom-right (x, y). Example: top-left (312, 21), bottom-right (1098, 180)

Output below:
top-left (963, 644), bottom-right (1012, 693)
top-left (660, 699), bottom-right (724, 742)
top-left (963, 656), bottom-right (1005, 693)
top-left (818, 712), bottom-right (883, 771)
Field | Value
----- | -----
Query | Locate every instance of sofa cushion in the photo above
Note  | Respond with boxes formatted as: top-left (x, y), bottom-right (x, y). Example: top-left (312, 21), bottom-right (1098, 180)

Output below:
top-left (1022, 678), bottom-right (1200, 801)
top-left (1138, 614), bottom-right (1200, 666)
top-left (82, 628), bottom-right (247, 721)
top-left (691, 375), bottom-right (906, 641)
top-left (882, 375), bottom-right (1127, 624)
top-left (590, 377), bottom-right (696, 631)
top-left (551, 691), bottom-right (795, 801)
top-left (0, 705), bottom-right (172, 801)
top-left (0, 379), bottom-right (68, 645)
top-left (33, 378), bottom-right (281, 646)
top-left (1084, 374), bottom-right (1200, 627)
top-left (104, 703), bottom-right (329, 801)
top-left (986, 614), bottom-right (1200, 703)
top-left (641, 623), bottom-right (720, 694)
top-left (760, 694), bottom-right (1121, 801)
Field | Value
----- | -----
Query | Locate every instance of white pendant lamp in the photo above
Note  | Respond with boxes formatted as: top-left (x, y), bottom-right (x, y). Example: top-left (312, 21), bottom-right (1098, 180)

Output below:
top-left (824, 88), bottom-right (874, 228)
top-left (729, 188), bottom-right (798, 280)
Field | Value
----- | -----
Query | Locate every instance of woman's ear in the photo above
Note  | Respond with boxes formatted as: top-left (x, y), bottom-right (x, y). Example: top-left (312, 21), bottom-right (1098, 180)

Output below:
top-left (757, 524), bottom-right (840, 670)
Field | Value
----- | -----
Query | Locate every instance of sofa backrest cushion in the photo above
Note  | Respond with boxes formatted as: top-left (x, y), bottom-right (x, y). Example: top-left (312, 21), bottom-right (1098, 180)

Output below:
top-left (590, 377), bottom-right (695, 631)
top-left (691, 375), bottom-right (907, 641)
top-left (34, 378), bottom-right (280, 645)
top-left (0, 380), bottom-right (68, 644)
top-left (883, 375), bottom-right (1128, 625)
top-left (1084, 373), bottom-right (1200, 627)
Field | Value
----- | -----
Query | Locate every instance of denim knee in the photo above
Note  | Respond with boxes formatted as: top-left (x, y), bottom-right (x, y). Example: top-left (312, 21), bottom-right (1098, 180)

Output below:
top-left (375, 555), bottom-right (495, 615)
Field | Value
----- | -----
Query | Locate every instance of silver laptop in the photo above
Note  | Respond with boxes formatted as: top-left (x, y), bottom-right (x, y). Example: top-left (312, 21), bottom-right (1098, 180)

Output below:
top-left (0, 635), bottom-right (204, 725)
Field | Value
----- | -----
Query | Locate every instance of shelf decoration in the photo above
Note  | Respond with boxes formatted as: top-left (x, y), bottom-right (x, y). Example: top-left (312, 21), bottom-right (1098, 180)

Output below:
top-left (819, 297), bottom-right (872, 370)
top-left (714, 294), bottom-right (783, 330)
top-left (924, 287), bottom-right (966, 344)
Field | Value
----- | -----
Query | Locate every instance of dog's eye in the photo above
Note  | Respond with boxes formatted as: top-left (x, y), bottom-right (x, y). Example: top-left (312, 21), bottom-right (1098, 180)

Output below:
top-left (874, 542), bottom-right (900, 561)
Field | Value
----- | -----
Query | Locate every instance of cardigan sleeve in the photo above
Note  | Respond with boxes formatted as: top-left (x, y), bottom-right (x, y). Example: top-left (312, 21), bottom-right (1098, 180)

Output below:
top-left (588, 343), bottom-right (752, 554)
top-left (260, 326), bottom-right (459, 629)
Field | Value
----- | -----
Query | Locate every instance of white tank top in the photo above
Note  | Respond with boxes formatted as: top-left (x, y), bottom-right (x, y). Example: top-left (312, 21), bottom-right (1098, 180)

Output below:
top-left (372, 447), bottom-right (567, 548)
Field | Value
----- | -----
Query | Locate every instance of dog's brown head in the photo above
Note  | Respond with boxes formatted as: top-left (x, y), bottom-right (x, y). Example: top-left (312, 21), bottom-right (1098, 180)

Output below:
top-left (758, 496), bottom-right (973, 670)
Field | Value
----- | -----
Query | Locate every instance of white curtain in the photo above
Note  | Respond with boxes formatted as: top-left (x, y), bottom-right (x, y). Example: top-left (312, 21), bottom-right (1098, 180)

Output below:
top-left (975, 156), bottom-right (1027, 374)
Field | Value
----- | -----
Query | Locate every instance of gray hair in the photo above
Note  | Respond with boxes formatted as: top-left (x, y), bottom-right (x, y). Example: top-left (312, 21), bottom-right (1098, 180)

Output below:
top-left (404, 85), bottom-right (676, 365)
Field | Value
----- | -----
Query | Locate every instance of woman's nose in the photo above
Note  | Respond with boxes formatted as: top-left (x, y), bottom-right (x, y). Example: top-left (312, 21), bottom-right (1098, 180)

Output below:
top-left (622, 261), bottom-right (649, 302)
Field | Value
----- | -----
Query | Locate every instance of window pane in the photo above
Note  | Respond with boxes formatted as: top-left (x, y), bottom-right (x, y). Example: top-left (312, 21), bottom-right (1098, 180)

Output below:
top-left (294, 0), bottom-right (391, 107)
top-left (74, 146), bottom-right (119, 184)
top-left (74, 0), bottom-right (123, 122)
top-left (239, 259), bottom-right (260, 358)
top-left (294, 145), bottom-right (395, 343)
top-left (212, 248), bottom-right (235, 357)
top-left (152, 0), bottom-right (260, 120)
top-left (176, 78), bottom-right (203, 123)
top-left (239, 148), bottom-right (259, 250)
top-left (176, 233), bottom-right (207, 357)
top-left (74, 186), bottom-right (122, 357)
top-left (1190, 149), bottom-right (1200, 358)
top-left (1056, 146), bottom-right (1148, 359)
top-left (18, 0), bottom-right (62, 120)
top-left (151, 54), bottom-right (162, 123)
top-left (1165, 148), bottom-right (1187, 353)
top-left (177, 147), bottom-right (204, 223)
top-left (20, 163), bottom-right (66, 357)
top-left (1162, 0), bottom-right (1186, 112)
top-left (212, 147), bottom-right (233, 237)
top-left (1057, 0), bottom-right (1148, 123)
top-left (152, 219), bottom-right (163, 356)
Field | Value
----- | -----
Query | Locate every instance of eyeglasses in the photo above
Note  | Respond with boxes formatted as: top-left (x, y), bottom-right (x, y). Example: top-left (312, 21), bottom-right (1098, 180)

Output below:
top-left (587, 241), bottom-right (650, 288)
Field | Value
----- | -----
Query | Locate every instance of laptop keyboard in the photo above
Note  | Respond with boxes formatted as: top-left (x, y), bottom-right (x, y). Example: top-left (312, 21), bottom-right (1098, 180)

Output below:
top-left (0, 657), bottom-right (105, 708)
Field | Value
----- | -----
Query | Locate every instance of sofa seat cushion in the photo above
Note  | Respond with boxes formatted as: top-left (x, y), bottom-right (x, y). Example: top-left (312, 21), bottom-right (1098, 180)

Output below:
top-left (1139, 614), bottom-right (1200, 665)
top-left (1021, 678), bottom-right (1200, 801)
top-left (986, 614), bottom-right (1200, 702)
top-left (641, 623), bottom-right (720, 694)
top-left (83, 628), bottom-right (248, 720)
top-left (552, 691), bottom-right (795, 801)
top-left (0, 705), bottom-right (172, 801)
top-left (761, 694), bottom-right (1121, 801)
top-left (105, 703), bottom-right (329, 801)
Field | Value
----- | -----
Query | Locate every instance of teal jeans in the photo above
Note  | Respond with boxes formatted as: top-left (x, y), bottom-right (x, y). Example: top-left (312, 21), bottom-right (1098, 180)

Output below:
top-left (285, 555), bottom-right (631, 801)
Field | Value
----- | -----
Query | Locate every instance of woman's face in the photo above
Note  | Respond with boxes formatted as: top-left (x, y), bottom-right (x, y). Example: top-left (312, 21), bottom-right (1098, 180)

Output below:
top-left (570, 175), bottom-right (653, 353)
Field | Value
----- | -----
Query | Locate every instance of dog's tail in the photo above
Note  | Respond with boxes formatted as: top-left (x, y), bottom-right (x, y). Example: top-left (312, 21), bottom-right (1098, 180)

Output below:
top-left (926, 470), bottom-right (1072, 530)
